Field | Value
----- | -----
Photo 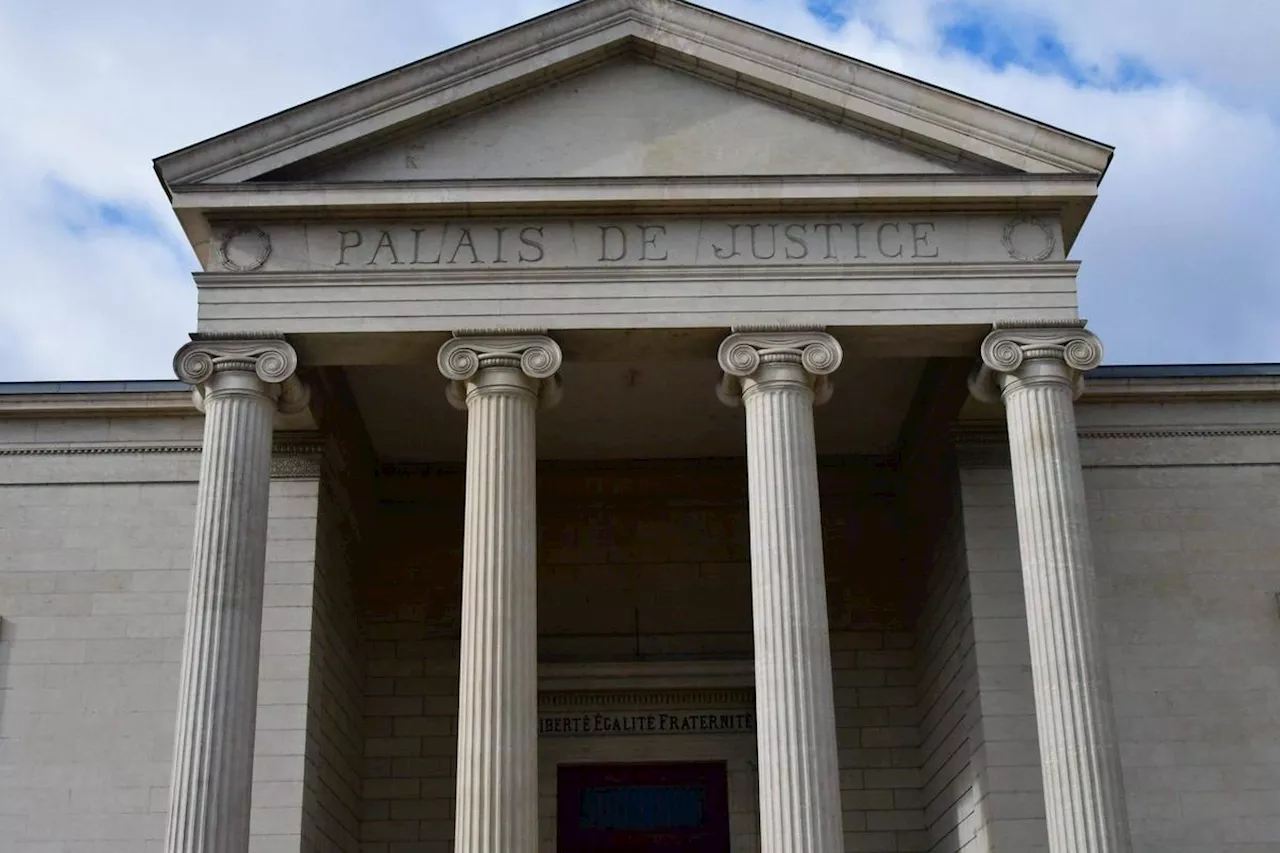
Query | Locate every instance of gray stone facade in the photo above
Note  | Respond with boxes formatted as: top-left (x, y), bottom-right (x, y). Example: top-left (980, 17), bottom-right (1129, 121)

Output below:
top-left (1, 373), bottom-right (1277, 852)
top-left (2, 1), bottom-right (1278, 852)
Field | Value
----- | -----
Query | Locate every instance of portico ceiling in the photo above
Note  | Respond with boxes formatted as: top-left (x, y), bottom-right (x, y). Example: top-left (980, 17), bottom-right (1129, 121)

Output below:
top-left (346, 335), bottom-right (926, 462)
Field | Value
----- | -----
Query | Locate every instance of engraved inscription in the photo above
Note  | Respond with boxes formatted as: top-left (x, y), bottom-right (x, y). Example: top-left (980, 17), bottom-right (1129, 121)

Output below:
top-left (338, 225), bottom-right (549, 267)
top-left (328, 219), bottom-right (943, 268)
top-left (539, 710), bottom-right (755, 737)
top-left (404, 142), bottom-right (425, 171)
top-left (220, 214), bottom-right (1060, 272)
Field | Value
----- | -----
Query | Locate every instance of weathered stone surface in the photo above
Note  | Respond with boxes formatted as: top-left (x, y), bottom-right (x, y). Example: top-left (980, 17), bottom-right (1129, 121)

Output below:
top-left (719, 330), bottom-right (846, 853)
top-left (310, 60), bottom-right (974, 182)
top-left (971, 322), bottom-right (1133, 853)
top-left (165, 340), bottom-right (306, 853)
top-left (215, 214), bottom-right (1063, 274)
top-left (7, 3), bottom-right (1280, 853)
top-left (440, 334), bottom-right (561, 853)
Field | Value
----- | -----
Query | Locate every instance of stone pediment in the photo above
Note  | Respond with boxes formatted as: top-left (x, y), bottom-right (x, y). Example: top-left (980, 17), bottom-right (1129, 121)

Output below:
top-left (155, 0), bottom-right (1112, 190)
top-left (295, 59), bottom-right (986, 182)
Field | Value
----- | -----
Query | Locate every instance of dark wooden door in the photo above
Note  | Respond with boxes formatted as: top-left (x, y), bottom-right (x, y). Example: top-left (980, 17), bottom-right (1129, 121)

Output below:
top-left (557, 762), bottom-right (731, 853)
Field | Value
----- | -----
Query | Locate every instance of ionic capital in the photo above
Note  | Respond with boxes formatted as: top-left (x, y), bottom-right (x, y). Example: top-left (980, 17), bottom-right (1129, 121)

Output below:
top-left (969, 320), bottom-right (1104, 403)
top-left (173, 336), bottom-right (309, 413)
top-left (717, 328), bottom-right (843, 405)
top-left (437, 333), bottom-right (563, 410)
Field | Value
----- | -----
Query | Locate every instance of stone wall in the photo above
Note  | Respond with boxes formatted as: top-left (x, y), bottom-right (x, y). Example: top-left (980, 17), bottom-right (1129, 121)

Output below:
top-left (951, 464), bottom-right (1050, 853)
top-left (914, 472), bottom-right (983, 852)
top-left (0, 413), bottom-right (332, 853)
top-left (1076, 399), bottom-right (1280, 853)
top-left (0, 473), bottom-right (195, 851)
top-left (356, 628), bottom-right (928, 853)
top-left (908, 420), bottom-right (1049, 853)
top-left (359, 633), bottom-right (458, 851)
top-left (833, 629), bottom-right (925, 851)
top-left (358, 460), bottom-right (923, 853)
top-left (9, 394), bottom-right (1274, 853)
top-left (953, 393), bottom-right (1280, 853)
top-left (297, 467), bottom-right (367, 850)
top-left (251, 476), bottom-right (329, 853)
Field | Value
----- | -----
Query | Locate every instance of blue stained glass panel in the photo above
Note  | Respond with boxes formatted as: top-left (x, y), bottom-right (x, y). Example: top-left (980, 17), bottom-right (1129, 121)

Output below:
top-left (578, 785), bottom-right (707, 830)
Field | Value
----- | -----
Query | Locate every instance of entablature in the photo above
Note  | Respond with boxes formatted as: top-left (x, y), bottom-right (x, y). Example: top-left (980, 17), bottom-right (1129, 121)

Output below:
top-left (170, 173), bottom-right (1100, 267)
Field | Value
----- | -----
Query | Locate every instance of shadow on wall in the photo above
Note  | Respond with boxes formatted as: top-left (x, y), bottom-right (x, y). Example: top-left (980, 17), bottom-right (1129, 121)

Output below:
top-left (0, 617), bottom-right (8, 729)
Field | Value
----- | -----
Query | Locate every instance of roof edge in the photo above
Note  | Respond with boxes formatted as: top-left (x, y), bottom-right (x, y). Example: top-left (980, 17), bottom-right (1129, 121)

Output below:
top-left (154, 0), bottom-right (1114, 189)
top-left (0, 383), bottom-right (195, 419)
top-left (0, 380), bottom-right (190, 395)
top-left (1082, 364), bottom-right (1280, 403)
top-left (1090, 363), bottom-right (1280, 380)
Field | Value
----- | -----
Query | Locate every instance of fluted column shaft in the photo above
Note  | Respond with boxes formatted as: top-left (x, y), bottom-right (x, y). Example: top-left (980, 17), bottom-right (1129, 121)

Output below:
top-left (719, 330), bottom-right (844, 853)
top-left (167, 340), bottom-right (306, 853)
top-left (973, 323), bottom-right (1132, 853)
top-left (439, 335), bottom-right (561, 853)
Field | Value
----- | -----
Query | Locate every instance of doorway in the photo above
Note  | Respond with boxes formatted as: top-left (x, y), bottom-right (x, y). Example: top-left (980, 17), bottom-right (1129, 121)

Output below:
top-left (557, 762), bottom-right (731, 852)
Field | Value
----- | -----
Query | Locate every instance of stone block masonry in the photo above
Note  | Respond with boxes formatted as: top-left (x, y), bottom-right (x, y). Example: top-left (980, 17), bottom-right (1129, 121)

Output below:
top-left (1087, 461), bottom-right (1280, 853)
top-left (0, 479), bottom-right (196, 852)
top-left (0, 469), bottom-right (326, 852)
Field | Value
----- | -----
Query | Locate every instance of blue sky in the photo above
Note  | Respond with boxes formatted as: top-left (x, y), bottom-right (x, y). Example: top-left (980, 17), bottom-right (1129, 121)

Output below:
top-left (0, 0), bottom-right (1276, 379)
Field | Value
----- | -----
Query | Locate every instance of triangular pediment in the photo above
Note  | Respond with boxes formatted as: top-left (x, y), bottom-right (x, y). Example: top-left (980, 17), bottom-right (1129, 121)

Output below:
top-left (155, 0), bottom-right (1112, 189)
top-left (290, 58), bottom-right (987, 182)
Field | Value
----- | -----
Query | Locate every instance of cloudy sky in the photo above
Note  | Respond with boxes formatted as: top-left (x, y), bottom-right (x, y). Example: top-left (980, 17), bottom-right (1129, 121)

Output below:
top-left (0, 0), bottom-right (1276, 380)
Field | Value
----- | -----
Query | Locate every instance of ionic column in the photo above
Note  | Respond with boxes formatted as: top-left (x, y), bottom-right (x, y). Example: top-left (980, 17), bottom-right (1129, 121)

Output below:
top-left (438, 333), bottom-right (562, 853)
top-left (167, 338), bottom-right (308, 853)
top-left (970, 321), bottom-right (1132, 853)
top-left (718, 329), bottom-right (844, 853)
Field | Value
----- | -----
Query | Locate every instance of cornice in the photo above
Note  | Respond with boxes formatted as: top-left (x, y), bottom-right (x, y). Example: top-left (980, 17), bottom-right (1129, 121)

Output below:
top-left (0, 391), bottom-right (195, 418)
top-left (539, 687), bottom-right (754, 710)
top-left (1081, 375), bottom-right (1280, 402)
top-left (1080, 427), bottom-right (1280, 440)
top-left (537, 659), bottom-right (756, 692)
top-left (955, 422), bottom-right (1280, 444)
top-left (0, 435), bottom-right (325, 473)
top-left (0, 443), bottom-right (204, 456)
top-left (196, 260), bottom-right (1081, 290)
top-left (955, 421), bottom-right (1280, 470)
top-left (964, 373), bottom-right (1280, 413)
top-left (169, 174), bottom-right (1101, 215)
top-left (0, 440), bottom-right (323, 453)
top-left (0, 390), bottom-right (319, 430)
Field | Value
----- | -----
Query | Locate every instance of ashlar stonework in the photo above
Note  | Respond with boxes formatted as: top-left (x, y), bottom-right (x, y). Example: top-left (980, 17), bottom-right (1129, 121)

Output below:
top-left (0, 2), bottom-right (1276, 853)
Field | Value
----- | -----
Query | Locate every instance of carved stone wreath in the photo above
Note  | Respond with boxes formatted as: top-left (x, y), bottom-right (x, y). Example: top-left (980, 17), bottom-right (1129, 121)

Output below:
top-left (217, 226), bottom-right (273, 272)
top-left (1001, 215), bottom-right (1056, 262)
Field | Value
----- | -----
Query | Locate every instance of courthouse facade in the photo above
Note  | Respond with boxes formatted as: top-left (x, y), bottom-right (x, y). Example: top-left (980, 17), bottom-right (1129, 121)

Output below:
top-left (1, 1), bottom-right (1279, 852)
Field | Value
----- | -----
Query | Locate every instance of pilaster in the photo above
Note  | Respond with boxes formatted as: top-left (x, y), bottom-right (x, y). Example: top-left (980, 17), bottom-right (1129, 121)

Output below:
top-left (970, 320), bottom-right (1133, 853)
top-left (718, 328), bottom-right (845, 853)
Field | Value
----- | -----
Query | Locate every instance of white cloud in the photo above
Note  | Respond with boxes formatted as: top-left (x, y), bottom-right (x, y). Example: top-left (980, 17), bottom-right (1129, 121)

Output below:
top-left (0, 170), bottom-right (194, 380)
top-left (0, 0), bottom-right (1275, 379)
top-left (973, 0), bottom-right (1280, 105)
top-left (772, 11), bottom-right (1280, 362)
